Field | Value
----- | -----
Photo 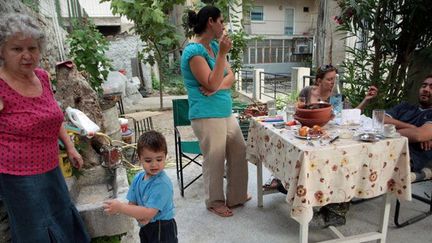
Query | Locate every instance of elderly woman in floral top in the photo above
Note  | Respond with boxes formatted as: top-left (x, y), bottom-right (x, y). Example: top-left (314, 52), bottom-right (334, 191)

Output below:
top-left (0, 14), bottom-right (89, 242)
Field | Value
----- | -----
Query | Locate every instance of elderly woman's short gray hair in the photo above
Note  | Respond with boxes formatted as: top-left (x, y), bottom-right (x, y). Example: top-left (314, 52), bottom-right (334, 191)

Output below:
top-left (0, 13), bottom-right (46, 65)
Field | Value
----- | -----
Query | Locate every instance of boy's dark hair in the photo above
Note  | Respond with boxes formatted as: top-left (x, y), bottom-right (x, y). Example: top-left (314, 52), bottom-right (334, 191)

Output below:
top-left (137, 130), bottom-right (168, 157)
top-left (187, 5), bottom-right (221, 35)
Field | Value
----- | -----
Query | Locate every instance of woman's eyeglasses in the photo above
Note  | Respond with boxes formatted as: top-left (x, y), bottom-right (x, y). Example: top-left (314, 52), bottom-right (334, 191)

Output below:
top-left (319, 64), bottom-right (334, 72)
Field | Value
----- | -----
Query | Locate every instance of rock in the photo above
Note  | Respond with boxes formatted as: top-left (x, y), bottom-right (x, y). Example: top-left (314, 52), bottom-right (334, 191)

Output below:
top-left (55, 62), bottom-right (105, 129)
top-left (67, 165), bottom-right (134, 238)
top-left (55, 62), bottom-right (107, 168)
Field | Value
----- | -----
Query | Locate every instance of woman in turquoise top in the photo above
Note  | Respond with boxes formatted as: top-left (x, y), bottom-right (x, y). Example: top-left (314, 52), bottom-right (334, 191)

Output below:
top-left (180, 6), bottom-right (250, 217)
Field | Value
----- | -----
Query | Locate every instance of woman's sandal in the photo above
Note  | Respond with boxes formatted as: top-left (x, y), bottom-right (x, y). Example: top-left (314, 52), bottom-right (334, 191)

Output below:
top-left (208, 205), bottom-right (233, 217)
top-left (228, 194), bottom-right (252, 209)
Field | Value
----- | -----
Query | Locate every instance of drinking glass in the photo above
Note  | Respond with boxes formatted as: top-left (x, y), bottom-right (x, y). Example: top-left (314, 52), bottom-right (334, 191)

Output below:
top-left (285, 102), bottom-right (296, 121)
top-left (372, 109), bottom-right (385, 134)
top-left (267, 100), bottom-right (277, 116)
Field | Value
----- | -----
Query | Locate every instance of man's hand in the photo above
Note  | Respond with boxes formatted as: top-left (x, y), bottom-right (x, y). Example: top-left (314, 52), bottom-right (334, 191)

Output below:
top-left (420, 140), bottom-right (432, 151)
top-left (0, 98), bottom-right (3, 111)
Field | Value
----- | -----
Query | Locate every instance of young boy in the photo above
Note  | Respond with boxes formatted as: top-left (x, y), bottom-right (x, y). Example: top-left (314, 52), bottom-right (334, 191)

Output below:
top-left (104, 130), bottom-right (177, 243)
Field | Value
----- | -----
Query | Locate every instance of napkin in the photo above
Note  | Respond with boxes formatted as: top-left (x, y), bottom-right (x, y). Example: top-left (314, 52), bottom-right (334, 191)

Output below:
top-left (360, 115), bottom-right (373, 131)
top-left (341, 109), bottom-right (361, 125)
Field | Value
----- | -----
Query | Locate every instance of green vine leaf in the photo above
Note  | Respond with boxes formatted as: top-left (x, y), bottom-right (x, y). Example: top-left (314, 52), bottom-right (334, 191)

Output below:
top-left (66, 18), bottom-right (112, 94)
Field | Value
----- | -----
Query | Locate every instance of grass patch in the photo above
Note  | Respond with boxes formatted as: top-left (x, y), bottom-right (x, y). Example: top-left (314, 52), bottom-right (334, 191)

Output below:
top-left (91, 233), bottom-right (125, 243)
top-left (126, 167), bottom-right (142, 185)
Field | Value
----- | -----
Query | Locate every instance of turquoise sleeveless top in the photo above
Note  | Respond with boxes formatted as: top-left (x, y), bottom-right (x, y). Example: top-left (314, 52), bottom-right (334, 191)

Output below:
top-left (180, 40), bottom-right (232, 120)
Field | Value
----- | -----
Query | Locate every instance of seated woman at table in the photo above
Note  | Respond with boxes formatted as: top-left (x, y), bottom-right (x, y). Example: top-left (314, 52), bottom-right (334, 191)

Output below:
top-left (299, 64), bottom-right (378, 109)
top-left (265, 65), bottom-right (378, 189)
top-left (264, 64), bottom-right (378, 228)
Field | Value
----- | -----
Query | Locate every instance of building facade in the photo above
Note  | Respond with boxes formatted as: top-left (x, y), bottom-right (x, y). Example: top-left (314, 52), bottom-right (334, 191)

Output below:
top-left (242, 0), bottom-right (318, 74)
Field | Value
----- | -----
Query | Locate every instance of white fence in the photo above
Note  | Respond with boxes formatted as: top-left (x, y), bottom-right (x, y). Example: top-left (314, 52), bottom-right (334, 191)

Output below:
top-left (236, 67), bottom-right (311, 103)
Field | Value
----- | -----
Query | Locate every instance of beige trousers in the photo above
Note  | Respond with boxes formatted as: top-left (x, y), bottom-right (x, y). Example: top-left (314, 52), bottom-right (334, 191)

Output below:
top-left (191, 115), bottom-right (249, 208)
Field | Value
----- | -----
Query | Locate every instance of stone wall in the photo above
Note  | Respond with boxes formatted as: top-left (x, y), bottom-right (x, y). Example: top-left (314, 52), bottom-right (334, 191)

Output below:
top-left (106, 34), bottom-right (153, 93)
top-left (106, 34), bottom-right (142, 78)
top-left (0, 0), bottom-right (65, 75)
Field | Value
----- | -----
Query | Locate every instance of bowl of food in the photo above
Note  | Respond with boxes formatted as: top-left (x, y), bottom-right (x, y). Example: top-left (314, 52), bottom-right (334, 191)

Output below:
top-left (296, 125), bottom-right (324, 138)
top-left (295, 102), bottom-right (332, 119)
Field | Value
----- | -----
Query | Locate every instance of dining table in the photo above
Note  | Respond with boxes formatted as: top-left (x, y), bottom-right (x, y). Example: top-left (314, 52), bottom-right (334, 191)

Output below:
top-left (246, 117), bottom-right (412, 243)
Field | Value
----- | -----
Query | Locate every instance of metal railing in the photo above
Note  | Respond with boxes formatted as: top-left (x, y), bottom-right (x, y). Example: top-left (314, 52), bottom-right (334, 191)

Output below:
top-left (259, 72), bottom-right (292, 100)
top-left (303, 75), bottom-right (315, 87)
top-left (238, 69), bottom-right (254, 94)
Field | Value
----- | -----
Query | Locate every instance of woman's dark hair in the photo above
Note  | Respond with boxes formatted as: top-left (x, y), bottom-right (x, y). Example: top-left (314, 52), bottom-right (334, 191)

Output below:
top-left (137, 130), bottom-right (168, 157)
top-left (315, 64), bottom-right (338, 84)
top-left (187, 6), bottom-right (221, 35)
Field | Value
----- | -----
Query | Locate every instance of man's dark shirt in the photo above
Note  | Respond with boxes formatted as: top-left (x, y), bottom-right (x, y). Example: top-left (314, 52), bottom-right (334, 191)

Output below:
top-left (386, 102), bottom-right (432, 172)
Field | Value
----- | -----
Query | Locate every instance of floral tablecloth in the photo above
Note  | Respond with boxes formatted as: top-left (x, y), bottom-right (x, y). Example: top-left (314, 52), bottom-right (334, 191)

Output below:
top-left (246, 119), bottom-right (412, 224)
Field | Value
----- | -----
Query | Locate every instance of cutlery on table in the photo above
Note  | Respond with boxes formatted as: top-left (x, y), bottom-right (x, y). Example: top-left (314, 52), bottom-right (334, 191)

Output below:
top-left (329, 136), bottom-right (339, 144)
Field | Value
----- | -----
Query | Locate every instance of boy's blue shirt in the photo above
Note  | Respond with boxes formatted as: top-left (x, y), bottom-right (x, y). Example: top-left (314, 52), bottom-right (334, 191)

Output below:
top-left (127, 170), bottom-right (175, 224)
top-left (180, 40), bottom-right (232, 120)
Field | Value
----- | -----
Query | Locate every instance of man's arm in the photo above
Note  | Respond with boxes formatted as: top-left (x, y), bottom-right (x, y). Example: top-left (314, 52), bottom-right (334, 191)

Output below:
top-left (384, 115), bottom-right (416, 129)
top-left (397, 123), bottom-right (432, 143)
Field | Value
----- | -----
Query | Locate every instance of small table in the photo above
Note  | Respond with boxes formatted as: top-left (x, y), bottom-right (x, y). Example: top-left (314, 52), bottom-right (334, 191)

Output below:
top-left (123, 111), bottom-right (162, 141)
top-left (246, 119), bottom-right (412, 243)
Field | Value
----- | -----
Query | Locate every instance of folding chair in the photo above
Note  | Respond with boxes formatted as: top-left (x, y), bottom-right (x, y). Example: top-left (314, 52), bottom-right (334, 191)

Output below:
top-left (232, 100), bottom-right (250, 141)
top-left (394, 168), bottom-right (432, 227)
top-left (172, 99), bottom-right (202, 197)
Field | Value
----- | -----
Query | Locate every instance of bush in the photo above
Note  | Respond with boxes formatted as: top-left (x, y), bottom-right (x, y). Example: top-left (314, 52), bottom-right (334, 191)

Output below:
top-left (67, 18), bottom-right (112, 93)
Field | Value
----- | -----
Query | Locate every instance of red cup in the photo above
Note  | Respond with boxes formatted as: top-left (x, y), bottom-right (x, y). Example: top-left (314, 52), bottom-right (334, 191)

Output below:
top-left (120, 123), bottom-right (128, 132)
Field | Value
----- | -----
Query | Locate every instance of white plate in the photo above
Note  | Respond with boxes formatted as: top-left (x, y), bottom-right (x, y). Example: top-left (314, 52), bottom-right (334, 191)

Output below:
top-left (358, 133), bottom-right (381, 142)
top-left (384, 132), bottom-right (401, 138)
top-left (294, 134), bottom-right (321, 140)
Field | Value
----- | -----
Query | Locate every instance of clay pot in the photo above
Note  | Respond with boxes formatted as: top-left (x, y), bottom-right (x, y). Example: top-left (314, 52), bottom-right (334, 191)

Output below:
top-left (294, 102), bottom-right (333, 127)
top-left (294, 115), bottom-right (332, 128)
top-left (295, 103), bottom-right (332, 119)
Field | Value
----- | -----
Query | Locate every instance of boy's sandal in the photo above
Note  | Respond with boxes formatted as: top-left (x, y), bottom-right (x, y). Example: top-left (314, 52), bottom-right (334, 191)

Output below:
top-left (208, 205), bottom-right (233, 217)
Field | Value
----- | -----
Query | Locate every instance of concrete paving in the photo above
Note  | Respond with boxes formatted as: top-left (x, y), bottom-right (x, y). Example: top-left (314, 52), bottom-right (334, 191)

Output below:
top-left (120, 96), bottom-right (432, 243)
top-left (127, 95), bottom-right (188, 111)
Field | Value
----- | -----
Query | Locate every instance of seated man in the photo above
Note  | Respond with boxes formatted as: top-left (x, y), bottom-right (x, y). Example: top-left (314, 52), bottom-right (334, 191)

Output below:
top-left (385, 75), bottom-right (432, 174)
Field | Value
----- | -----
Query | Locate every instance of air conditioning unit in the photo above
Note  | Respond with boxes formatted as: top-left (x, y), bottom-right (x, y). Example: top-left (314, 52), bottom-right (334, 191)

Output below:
top-left (296, 44), bottom-right (309, 54)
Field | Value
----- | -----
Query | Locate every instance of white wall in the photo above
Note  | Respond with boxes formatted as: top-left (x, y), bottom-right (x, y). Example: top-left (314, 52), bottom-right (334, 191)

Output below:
top-left (250, 0), bottom-right (318, 36)
top-left (78, 0), bottom-right (113, 17)
top-left (77, 0), bottom-right (132, 28)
